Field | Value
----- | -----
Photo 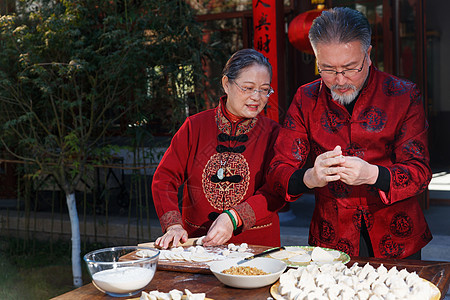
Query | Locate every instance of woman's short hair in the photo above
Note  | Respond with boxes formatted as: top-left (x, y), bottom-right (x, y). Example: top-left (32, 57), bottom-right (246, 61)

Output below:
top-left (309, 7), bottom-right (372, 52)
top-left (222, 48), bottom-right (272, 81)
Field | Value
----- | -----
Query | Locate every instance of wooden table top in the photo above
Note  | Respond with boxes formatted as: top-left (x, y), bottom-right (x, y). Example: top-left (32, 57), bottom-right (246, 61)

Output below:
top-left (52, 256), bottom-right (450, 300)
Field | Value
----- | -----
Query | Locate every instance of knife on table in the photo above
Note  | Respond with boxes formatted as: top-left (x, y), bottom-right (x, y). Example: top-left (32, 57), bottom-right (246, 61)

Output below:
top-left (237, 246), bottom-right (285, 264)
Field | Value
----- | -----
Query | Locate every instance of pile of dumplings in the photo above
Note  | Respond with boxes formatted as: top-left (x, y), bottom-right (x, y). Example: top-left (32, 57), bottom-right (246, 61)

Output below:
top-left (277, 262), bottom-right (438, 300)
top-left (141, 242), bottom-right (252, 263)
top-left (270, 246), bottom-right (341, 264)
top-left (140, 288), bottom-right (205, 300)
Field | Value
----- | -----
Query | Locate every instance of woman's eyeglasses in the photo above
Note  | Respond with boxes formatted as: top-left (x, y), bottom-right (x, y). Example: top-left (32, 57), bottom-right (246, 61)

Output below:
top-left (232, 80), bottom-right (274, 98)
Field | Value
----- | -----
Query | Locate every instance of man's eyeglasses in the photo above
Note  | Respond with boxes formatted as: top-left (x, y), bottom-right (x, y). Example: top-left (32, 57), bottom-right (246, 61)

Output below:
top-left (232, 80), bottom-right (274, 98)
top-left (318, 54), bottom-right (367, 78)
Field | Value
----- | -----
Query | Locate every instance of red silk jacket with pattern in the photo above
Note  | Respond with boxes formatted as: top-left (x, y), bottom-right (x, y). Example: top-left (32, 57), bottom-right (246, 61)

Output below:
top-left (152, 97), bottom-right (284, 247)
top-left (268, 66), bottom-right (432, 258)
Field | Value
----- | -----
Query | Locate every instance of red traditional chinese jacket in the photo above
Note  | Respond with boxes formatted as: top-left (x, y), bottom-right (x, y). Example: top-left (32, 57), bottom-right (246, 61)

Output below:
top-left (152, 96), bottom-right (284, 247)
top-left (268, 66), bottom-right (432, 258)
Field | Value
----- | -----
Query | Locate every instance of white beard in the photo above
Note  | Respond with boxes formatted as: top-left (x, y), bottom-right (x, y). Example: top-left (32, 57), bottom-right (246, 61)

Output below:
top-left (331, 84), bottom-right (359, 105)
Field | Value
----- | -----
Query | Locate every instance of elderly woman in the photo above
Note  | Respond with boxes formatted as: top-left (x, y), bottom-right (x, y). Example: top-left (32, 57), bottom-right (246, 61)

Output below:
top-left (152, 49), bottom-right (284, 248)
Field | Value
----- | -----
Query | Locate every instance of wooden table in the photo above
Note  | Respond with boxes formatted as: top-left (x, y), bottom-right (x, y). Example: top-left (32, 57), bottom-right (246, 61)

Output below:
top-left (52, 257), bottom-right (450, 300)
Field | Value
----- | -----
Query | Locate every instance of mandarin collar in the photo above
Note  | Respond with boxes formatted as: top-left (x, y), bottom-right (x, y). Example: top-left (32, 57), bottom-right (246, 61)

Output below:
top-left (215, 96), bottom-right (258, 135)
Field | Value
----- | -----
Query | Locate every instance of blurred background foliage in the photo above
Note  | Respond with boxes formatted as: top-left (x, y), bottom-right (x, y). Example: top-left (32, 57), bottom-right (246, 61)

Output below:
top-left (0, 0), bottom-right (220, 165)
top-left (0, 0), bottom-right (225, 288)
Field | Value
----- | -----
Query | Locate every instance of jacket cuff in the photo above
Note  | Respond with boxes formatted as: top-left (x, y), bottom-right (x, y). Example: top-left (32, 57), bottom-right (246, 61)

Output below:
top-left (372, 165), bottom-right (391, 193)
top-left (288, 168), bottom-right (311, 196)
top-left (160, 210), bottom-right (183, 233)
top-left (233, 202), bottom-right (256, 232)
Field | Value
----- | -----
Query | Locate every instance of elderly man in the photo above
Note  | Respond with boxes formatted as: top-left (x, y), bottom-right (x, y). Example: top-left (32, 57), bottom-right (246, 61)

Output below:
top-left (268, 7), bottom-right (432, 259)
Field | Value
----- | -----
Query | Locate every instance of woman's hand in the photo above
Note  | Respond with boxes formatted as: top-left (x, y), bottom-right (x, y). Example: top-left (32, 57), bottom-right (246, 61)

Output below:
top-left (155, 224), bottom-right (188, 249)
top-left (202, 212), bottom-right (234, 246)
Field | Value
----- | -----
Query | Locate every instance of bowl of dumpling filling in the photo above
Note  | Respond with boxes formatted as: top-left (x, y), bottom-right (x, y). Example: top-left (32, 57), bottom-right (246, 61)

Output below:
top-left (209, 257), bottom-right (287, 289)
top-left (83, 246), bottom-right (159, 297)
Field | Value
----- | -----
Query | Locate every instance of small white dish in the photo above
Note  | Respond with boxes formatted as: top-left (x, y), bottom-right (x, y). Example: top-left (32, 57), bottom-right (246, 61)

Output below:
top-left (209, 257), bottom-right (286, 289)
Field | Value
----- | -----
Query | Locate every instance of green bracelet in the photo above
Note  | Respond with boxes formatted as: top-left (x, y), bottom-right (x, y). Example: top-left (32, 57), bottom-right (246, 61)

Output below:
top-left (223, 209), bottom-right (237, 231)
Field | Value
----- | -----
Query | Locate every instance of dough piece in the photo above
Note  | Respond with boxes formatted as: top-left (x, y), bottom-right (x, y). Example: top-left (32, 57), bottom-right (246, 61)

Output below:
top-left (278, 281), bottom-right (296, 296)
top-left (287, 287), bottom-right (304, 300)
top-left (149, 291), bottom-right (170, 300)
top-left (140, 291), bottom-right (157, 300)
top-left (181, 251), bottom-right (193, 262)
top-left (194, 246), bottom-right (206, 254)
top-left (136, 249), bottom-right (158, 258)
top-left (196, 236), bottom-right (205, 246)
top-left (372, 282), bottom-right (389, 296)
top-left (190, 252), bottom-right (215, 262)
top-left (398, 268), bottom-right (410, 280)
top-left (237, 246), bottom-right (247, 252)
top-left (306, 290), bottom-right (325, 300)
top-left (269, 249), bottom-right (297, 260)
top-left (169, 289), bottom-right (183, 300)
top-left (326, 284), bottom-right (342, 299)
top-left (171, 246), bottom-right (184, 253)
top-left (285, 247), bottom-right (307, 255)
top-left (184, 289), bottom-right (206, 300)
top-left (288, 253), bottom-right (311, 263)
top-left (315, 273), bottom-right (336, 288)
top-left (298, 271), bottom-right (316, 289)
top-left (329, 250), bottom-right (342, 259)
top-left (387, 266), bottom-right (398, 276)
top-left (159, 250), bottom-right (170, 260)
top-left (377, 264), bottom-right (388, 275)
top-left (169, 251), bottom-right (184, 261)
top-left (406, 272), bottom-right (421, 286)
top-left (311, 247), bottom-right (334, 263)
top-left (279, 271), bottom-right (297, 286)
top-left (356, 289), bottom-right (370, 300)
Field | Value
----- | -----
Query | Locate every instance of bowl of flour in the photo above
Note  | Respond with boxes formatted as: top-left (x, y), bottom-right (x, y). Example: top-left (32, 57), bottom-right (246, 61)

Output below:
top-left (83, 246), bottom-right (159, 297)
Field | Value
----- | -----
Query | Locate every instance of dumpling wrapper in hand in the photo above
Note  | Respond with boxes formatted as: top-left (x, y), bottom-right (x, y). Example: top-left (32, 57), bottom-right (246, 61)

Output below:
top-left (311, 247), bottom-right (335, 263)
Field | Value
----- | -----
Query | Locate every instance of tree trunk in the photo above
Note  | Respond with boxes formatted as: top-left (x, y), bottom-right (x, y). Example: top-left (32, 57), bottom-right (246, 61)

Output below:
top-left (66, 192), bottom-right (83, 287)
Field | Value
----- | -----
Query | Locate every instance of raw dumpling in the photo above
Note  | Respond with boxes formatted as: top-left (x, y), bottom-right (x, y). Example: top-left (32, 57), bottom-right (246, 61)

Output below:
top-left (285, 247), bottom-right (308, 255)
top-left (140, 291), bottom-right (157, 300)
top-left (289, 253), bottom-right (311, 263)
top-left (195, 236), bottom-right (205, 245)
top-left (311, 247), bottom-right (334, 263)
top-left (169, 289), bottom-right (183, 300)
top-left (270, 250), bottom-right (297, 260)
top-left (184, 289), bottom-right (206, 300)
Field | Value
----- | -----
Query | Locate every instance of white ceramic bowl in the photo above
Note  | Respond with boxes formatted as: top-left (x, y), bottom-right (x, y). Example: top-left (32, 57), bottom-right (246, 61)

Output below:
top-left (209, 257), bottom-right (287, 289)
top-left (84, 246), bottom-right (159, 297)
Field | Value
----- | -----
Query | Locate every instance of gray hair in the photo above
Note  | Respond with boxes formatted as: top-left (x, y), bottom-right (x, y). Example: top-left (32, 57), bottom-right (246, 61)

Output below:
top-left (309, 7), bottom-right (372, 53)
top-left (222, 48), bottom-right (272, 81)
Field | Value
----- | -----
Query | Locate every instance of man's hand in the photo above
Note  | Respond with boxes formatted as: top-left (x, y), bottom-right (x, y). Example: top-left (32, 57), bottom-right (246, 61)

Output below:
top-left (155, 224), bottom-right (188, 249)
top-left (338, 156), bottom-right (379, 186)
top-left (202, 212), bottom-right (234, 246)
top-left (304, 145), bottom-right (346, 188)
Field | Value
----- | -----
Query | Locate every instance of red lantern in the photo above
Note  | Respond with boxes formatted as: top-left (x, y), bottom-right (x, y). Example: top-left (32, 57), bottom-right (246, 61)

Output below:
top-left (288, 9), bottom-right (324, 54)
